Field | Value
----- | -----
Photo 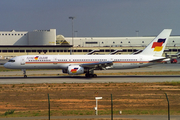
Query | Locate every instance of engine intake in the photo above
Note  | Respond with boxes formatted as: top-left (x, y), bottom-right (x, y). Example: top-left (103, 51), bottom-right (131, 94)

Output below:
top-left (67, 65), bottom-right (84, 75)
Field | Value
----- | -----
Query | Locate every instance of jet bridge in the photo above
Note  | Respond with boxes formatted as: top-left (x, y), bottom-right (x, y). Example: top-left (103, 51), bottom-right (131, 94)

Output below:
top-left (109, 50), bottom-right (122, 55)
top-left (86, 50), bottom-right (100, 55)
top-left (131, 49), bottom-right (143, 55)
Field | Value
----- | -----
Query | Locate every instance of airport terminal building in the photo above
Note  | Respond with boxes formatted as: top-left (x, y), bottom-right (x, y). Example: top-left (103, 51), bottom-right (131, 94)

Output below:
top-left (0, 29), bottom-right (180, 59)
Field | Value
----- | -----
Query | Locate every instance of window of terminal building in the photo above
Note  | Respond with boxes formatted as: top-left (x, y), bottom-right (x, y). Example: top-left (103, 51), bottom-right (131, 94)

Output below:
top-left (85, 42), bottom-right (98, 44)
top-left (8, 50), bottom-right (13, 52)
top-left (122, 49), bottom-right (127, 52)
top-left (43, 50), bottom-right (47, 53)
top-left (37, 50), bottom-right (42, 53)
top-left (2, 50), bottom-right (7, 52)
top-left (133, 49), bottom-right (138, 52)
top-left (53, 50), bottom-right (56, 52)
top-left (105, 49), bottom-right (110, 52)
top-left (128, 41), bottom-right (130, 43)
top-left (83, 50), bottom-right (88, 52)
top-left (0, 50), bottom-right (1, 52)
top-left (60, 50), bottom-right (63, 52)
top-left (14, 50), bottom-right (19, 52)
top-left (128, 49), bottom-right (133, 52)
top-left (68, 50), bottom-right (71, 52)
top-left (142, 41), bottom-right (144, 43)
top-left (100, 49), bottom-right (104, 52)
top-left (173, 49), bottom-right (177, 52)
top-left (77, 50), bottom-right (82, 52)
top-left (26, 50), bottom-right (31, 52)
top-left (20, 50), bottom-right (25, 52)
top-left (32, 50), bottom-right (36, 52)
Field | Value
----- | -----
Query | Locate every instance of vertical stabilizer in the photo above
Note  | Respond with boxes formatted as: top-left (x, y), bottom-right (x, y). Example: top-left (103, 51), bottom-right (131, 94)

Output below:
top-left (139, 29), bottom-right (172, 57)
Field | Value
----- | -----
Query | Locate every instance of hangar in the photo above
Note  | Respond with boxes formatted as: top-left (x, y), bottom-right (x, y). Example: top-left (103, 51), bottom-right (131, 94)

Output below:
top-left (0, 29), bottom-right (180, 59)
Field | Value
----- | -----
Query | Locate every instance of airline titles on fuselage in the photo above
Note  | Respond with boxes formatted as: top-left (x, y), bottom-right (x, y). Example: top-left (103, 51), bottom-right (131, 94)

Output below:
top-left (27, 56), bottom-right (50, 62)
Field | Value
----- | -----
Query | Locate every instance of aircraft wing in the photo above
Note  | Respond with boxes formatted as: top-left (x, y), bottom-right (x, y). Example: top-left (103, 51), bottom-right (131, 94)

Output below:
top-left (80, 61), bottom-right (113, 70)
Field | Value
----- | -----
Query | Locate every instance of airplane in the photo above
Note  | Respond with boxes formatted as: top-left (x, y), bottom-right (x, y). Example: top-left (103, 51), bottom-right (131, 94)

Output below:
top-left (4, 29), bottom-right (172, 78)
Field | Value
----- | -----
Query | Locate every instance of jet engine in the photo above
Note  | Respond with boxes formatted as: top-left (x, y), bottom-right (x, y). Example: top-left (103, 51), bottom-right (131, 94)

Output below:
top-left (67, 65), bottom-right (84, 75)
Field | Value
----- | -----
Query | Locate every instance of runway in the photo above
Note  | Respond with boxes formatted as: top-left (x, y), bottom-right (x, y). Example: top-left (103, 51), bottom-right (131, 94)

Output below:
top-left (0, 75), bottom-right (180, 84)
top-left (0, 64), bottom-right (180, 84)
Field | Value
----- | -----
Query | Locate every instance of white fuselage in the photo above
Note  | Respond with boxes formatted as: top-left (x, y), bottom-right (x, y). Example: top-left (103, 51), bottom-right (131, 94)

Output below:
top-left (4, 54), bottom-right (161, 70)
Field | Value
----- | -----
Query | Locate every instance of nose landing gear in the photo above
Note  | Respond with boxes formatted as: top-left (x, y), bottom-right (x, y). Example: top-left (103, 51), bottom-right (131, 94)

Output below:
top-left (22, 69), bottom-right (27, 78)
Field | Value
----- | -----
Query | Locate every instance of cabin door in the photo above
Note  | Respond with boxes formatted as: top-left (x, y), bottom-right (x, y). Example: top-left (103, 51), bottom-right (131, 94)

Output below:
top-left (53, 57), bottom-right (58, 65)
top-left (21, 57), bottom-right (25, 65)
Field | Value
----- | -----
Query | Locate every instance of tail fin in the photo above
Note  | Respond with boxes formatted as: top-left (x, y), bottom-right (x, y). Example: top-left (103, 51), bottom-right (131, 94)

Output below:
top-left (139, 29), bottom-right (172, 57)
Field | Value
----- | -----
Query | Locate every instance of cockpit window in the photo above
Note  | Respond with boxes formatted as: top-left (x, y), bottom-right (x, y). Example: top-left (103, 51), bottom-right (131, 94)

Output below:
top-left (8, 60), bottom-right (15, 62)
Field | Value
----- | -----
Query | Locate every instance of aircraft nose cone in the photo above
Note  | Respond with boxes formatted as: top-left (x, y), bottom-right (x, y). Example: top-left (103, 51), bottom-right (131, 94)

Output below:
top-left (4, 63), bottom-right (9, 68)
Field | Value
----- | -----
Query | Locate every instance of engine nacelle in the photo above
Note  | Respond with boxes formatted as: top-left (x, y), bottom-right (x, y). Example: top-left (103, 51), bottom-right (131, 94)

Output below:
top-left (67, 65), bottom-right (84, 75)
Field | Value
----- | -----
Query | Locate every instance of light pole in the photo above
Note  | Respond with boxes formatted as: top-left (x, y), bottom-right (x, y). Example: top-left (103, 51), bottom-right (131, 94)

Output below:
top-left (69, 16), bottom-right (75, 55)
top-left (136, 30), bottom-right (139, 37)
top-left (74, 31), bottom-right (78, 37)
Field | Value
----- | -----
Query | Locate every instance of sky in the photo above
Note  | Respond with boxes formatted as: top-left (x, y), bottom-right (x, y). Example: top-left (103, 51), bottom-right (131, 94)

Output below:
top-left (0, 0), bottom-right (180, 37)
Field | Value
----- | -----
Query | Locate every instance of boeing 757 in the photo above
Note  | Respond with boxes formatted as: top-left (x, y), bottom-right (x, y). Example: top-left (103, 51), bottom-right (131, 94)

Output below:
top-left (4, 29), bottom-right (172, 78)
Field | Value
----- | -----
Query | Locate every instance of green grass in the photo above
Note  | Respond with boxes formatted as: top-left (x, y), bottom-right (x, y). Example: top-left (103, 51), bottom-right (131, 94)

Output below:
top-left (163, 81), bottom-right (180, 86)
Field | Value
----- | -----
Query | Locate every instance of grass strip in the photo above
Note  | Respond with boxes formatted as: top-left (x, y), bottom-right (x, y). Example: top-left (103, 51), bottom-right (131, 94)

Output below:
top-left (1, 109), bottom-right (180, 118)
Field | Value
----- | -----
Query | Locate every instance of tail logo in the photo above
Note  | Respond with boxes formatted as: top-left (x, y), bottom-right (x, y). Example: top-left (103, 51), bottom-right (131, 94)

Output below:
top-left (71, 68), bottom-right (78, 73)
top-left (151, 39), bottom-right (166, 51)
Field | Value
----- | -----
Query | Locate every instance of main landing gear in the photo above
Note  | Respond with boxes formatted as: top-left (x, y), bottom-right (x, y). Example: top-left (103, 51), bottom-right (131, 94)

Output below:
top-left (85, 73), bottom-right (97, 78)
top-left (22, 69), bottom-right (27, 78)
top-left (85, 69), bottom-right (97, 78)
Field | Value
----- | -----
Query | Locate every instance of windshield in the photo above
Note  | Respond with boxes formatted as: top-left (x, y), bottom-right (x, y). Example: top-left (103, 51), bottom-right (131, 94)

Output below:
top-left (8, 60), bottom-right (15, 62)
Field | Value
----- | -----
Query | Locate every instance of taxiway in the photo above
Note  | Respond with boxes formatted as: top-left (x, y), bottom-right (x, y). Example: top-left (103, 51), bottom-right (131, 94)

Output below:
top-left (0, 64), bottom-right (180, 84)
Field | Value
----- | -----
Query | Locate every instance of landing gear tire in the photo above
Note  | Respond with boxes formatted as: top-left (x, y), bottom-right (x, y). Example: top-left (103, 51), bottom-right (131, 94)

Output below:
top-left (22, 69), bottom-right (27, 78)
top-left (93, 74), bottom-right (97, 78)
top-left (85, 74), bottom-right (97, 78)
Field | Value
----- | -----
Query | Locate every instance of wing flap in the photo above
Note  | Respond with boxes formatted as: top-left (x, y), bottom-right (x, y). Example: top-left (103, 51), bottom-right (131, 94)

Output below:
top-left (80, 61), bottom-right (113, 70)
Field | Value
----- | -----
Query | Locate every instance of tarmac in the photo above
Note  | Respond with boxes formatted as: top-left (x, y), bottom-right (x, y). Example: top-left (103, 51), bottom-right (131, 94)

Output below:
top-left (0, 64), bottom-right (180, 84)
